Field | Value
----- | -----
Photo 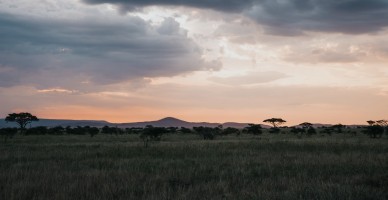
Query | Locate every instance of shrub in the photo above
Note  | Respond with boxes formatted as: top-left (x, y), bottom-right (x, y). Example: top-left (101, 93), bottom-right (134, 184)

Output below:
top-left (26, 126), bottom-right (47, 135)
top-left (0, 128), bottom-right (18, 142)
top-left (140, 126), bottom-right (166, 147)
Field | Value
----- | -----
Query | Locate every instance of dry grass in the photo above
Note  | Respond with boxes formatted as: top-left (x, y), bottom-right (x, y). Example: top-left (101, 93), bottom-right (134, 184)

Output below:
top-left (0, 134), bottom-right (387, 199)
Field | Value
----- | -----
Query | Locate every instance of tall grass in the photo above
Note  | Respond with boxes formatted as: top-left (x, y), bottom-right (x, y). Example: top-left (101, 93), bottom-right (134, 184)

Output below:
top-left (0, 134), bottom-right (387, 199)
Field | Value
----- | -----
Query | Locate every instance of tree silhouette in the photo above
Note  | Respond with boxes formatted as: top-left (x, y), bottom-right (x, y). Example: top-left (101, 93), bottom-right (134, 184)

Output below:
top-left (222, 127), bottom-right (240, 135)
top-left (5, 112), bottom-right (39, 133)
top-left (140, 125), bottom-right (166, 147)
top-left (263, 118), bottom-right (286, 128)
top-left (243, 124), bottom-right (262, 135)
top-left (306, 127), bottom-right (317, 135)
top-left (365, 120), bottom-right (386, 138)
top-left (376, 120), bottom-right (387, 126)
top-left (179, 127), bottom-right (192, 134)
top-left (48, 126), bottom-right (65, 135)
top-left (26, 126), bottom-right (47, 135)
top-left (367, 120), bottom-right (375, 125)
top-left (88, 127), bottom-right (99, 137)
top-left (193, 126), bottom-right (217, 140)
top-left (299, 122), bottom-right (313, 129)
top-left (298, 122), bottom-right (316, 136)
top-left (0, 128), bottom-right (18, 143)
top-left (331, 124), bottom-right (346, 133)
top-left (365, 125), bottom-right (384, 138)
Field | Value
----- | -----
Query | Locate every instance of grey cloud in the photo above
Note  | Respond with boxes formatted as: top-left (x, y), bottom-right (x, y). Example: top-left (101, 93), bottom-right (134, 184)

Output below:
top-left (281, 44), bottom-right (365, 64)
top-left (246, 0), bottom-right (388, 35)
top-left (83, 0), bottom-right (256, 13)
top-left (83, 0), bottom-right (388, 35)
top-left (157, 17), bottom-right (185, 35)
top-left (0, 13), bottom-right (217, 88)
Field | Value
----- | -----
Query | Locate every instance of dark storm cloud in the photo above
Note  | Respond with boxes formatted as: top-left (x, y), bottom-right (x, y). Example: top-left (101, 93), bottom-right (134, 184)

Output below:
top-left (83, 0), bottom-right (388, 35)
top-left (0, 13), bottom-right (217, 88)
top-left (83, 0), bottom-right (256, 12)
top-left (247, 0), bottom-right (388, 35)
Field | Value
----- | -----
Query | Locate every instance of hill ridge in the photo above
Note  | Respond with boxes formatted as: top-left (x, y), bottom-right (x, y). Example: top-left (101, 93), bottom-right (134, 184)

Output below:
top-left (0, 117), bottom-right (262, 129)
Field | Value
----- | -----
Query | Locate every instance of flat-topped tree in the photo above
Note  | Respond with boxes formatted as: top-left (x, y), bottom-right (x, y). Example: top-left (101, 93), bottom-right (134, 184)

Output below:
top-left (299, 122), bottom-right (313, 129)
top-left (299, 122), bottom-right (316, 135)
top-left (5, 112), bottom-right (39, 132)
top-left (371, 120), bottom-right (388, 136)
top-left (263, 118), bottom-right (286, 128)
top-left (367, 120), bottom-right (387, 126)
top-left (376, 120), bottom-right (387, 126)
top-left (367, 120), bottom-right (376, 125)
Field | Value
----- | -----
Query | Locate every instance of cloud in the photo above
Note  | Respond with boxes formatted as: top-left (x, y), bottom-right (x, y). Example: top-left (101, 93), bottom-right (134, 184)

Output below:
top-left (83, 0), bottom-right (256, 13)
top-left (246, 0), bottom-right (388, 35)
top-left (0, 13), bottom-right (219, 88)
top-left (281, 44), bottom-right (364, 64)
top-left (83, 0), bottom-right (388, 35)
top-left (209, 71), bottom-right (287, 86)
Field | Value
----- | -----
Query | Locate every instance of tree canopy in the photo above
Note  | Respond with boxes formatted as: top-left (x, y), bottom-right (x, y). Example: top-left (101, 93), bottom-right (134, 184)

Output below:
top-left (299, 122), bottom-right (313, 129)
top-left (263, 118), bottom-right (286, 128)
top-left (243, 124), bottom-right (262, 135)
top-left (5, 112), bottom-right (39, 130)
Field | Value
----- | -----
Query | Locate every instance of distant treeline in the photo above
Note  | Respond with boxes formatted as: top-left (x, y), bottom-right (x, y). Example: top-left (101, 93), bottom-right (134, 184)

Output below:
top-left (1, 124), bottom-right (387, 142)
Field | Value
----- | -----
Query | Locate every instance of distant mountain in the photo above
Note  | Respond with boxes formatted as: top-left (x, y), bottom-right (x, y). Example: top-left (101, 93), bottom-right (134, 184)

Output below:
top-left (0, 117), bottom-right (298, 129)
top-left (0, 119), bottom-right (113, 128)
top-left (117, 117), bottom-right (221, 128)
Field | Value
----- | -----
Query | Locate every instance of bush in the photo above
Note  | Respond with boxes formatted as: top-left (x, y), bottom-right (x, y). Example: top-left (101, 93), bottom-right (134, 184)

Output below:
top-left (47, 126), bottom-right (65, 135)
top-left (26, 126), bottom-right (47, 135)
top-left (307, 127), bottom-right (317, 135)
top-left (269, 127), bottom-right (281, 134)
top-left (88, 127), bottom-right (100, 137)
top-left (193, 126), bottom-right (218, 140)
top-left (179, 127), bottom-right (192, 134)
top-left (0, 128), bottom-right (18, 142)
top-left (364, 125), bottom-right (384, 138)
top-left (140, 126), bottom-right (166, 147)
top-left (66, 126), bottom-right (88, 135)
top-left (243, 124), bottom-right (262, 135)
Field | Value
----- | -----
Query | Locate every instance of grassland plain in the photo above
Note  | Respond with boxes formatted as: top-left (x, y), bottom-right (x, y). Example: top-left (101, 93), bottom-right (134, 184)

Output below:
top-left (0, 133), bottom-right (387, 200)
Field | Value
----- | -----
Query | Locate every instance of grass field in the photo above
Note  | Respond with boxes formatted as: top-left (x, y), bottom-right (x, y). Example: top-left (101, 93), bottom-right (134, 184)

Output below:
top-left (1, 133), bottom-right (387, 200)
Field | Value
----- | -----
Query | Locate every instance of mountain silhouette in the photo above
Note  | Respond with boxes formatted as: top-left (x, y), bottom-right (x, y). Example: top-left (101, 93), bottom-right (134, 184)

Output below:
top-left (0, 117), bottom-right (268, 129)
top-left (117, 117), bottom-right (221, 128)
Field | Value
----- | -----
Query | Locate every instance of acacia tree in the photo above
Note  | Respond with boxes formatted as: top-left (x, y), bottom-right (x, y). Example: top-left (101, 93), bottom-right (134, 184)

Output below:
top-left (366, 120), bottom-right (387, 138)
top-left (376, 120), bottom-right (387, 126)
top-left (299, 122), bottom-right (313, 129)
top-left (243, 124), bottom-right (262, 135)
top-left (331, 124), bottom-right (346, 133)
top-left (367, 120), bottom-right (387, 126)
top-left (263, 118), bottom-right (286, 128)
top-left (367, 120), bottom-right (376, 125)
top-left (5, 113), bottom-right (39, 133)
top-left (298, 122), bottom-right (316, 136)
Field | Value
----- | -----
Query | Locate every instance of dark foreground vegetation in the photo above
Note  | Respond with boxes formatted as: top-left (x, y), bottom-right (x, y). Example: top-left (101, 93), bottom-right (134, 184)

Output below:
top-left (1, 112), bottom-right (388, 199)
top-left (1, 128), bottom-right (388, 200)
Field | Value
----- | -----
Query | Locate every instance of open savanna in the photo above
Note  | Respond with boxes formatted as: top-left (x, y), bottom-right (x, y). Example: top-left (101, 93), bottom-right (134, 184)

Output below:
top-left (1, 133), bottom-right (387, 200)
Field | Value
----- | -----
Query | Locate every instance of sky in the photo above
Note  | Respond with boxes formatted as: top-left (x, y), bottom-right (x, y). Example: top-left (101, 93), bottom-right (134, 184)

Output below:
top-left (1, 0), bottom-right (388, 125)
